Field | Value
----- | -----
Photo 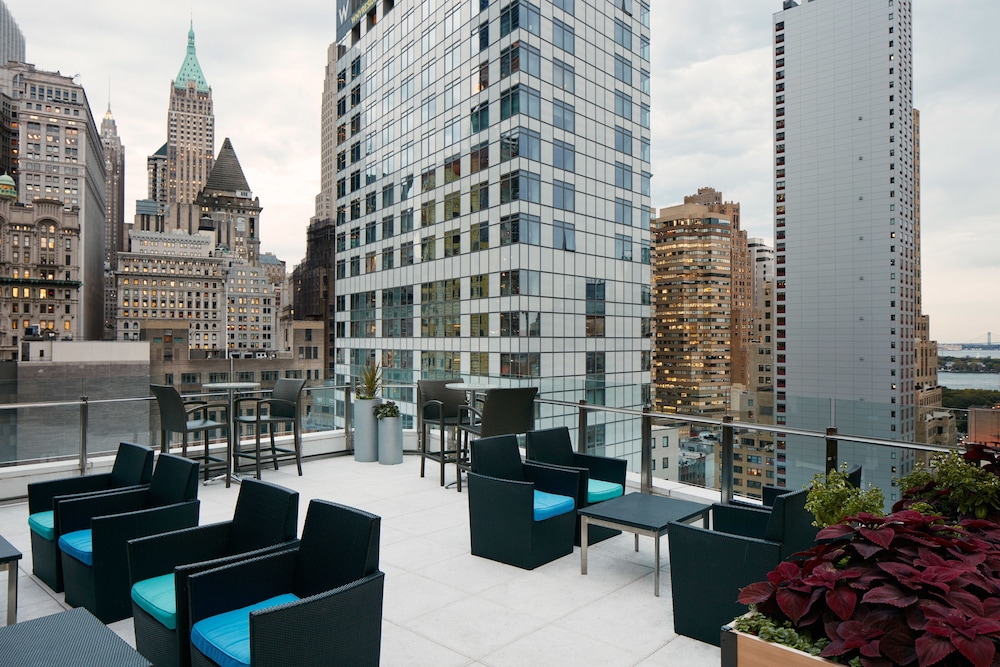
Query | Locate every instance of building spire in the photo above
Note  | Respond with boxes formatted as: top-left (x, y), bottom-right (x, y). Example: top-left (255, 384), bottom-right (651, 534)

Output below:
top-left (175, 21), bottom-right (210, 92)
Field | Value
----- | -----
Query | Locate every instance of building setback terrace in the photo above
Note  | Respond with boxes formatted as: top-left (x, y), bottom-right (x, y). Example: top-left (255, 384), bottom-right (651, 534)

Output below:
top-left (0, 451), bottom-right (720, 666)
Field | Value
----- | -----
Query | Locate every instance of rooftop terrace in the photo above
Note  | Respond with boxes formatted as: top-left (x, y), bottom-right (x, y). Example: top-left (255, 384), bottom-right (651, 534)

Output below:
top-left (0, 452), bottom-right (721, 666)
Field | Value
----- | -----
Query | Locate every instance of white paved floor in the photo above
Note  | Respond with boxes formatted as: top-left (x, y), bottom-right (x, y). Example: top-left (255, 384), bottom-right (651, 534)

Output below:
top-left (0, 453), bottom-right (721, 666)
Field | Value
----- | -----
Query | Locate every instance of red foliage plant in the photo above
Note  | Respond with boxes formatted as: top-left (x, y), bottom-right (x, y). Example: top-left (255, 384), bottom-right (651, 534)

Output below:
top-left (738, 510), bottom-right (1000, 667)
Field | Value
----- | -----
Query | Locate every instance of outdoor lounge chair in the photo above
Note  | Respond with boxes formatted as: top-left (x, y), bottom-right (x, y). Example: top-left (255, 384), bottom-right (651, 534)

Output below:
top-left (525, 426), bottom-right (626, 545)
top-left (128, 479), bottom-right (300, 667)
top-left (666, 486), bottom-right (816, 646)
top-left (186, 500), bottom-right (382, 667)
top-left (27, 441), bottom-right (154, 592)
top-left (467, 434), bottom-right (579, 569)
top-left (57, 454), bottom-right (201, 623)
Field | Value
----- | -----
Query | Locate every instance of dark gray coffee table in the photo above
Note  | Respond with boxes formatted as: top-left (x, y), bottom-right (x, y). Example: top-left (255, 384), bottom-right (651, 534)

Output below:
top-left (0, 534), bottom-right (21, 625)
top-left (579, 492), bottom-right (706, 596)
top-left (0, 607), bottom-right (151, 665)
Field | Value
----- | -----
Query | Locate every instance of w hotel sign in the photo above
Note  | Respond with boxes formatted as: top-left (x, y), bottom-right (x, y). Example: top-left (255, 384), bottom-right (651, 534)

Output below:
top-left (337, 0), bottom-right (377, 42)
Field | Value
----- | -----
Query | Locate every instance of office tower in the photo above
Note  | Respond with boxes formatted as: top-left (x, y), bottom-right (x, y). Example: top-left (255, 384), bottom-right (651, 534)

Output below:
top-left (0, 62), bottom-right (106, 341)
top-left (101, 105), bottom-right (125, 338)
top-left (146, 143), bottom-right (168, 215)
top-left (166, 22), bottom-right (214, 206)
top-left (747, 237), bottom-right (774, 315)
top-left (327, 0), bottom-right (652, 455)
top-left (652, 191), bottom-right (750, 417)
top-left (0, 1), bottom-right (25, 66)
top-left (773, 0), bottom-right (919, 500)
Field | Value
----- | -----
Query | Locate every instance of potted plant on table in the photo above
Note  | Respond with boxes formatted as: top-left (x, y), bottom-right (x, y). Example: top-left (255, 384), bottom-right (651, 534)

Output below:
top-left (353, 361), bottom-right (381, 462)
top-left (374, 400), bottom-right (403, 465)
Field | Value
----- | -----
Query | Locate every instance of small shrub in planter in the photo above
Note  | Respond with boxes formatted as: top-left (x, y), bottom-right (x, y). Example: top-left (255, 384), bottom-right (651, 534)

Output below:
top-left (356, 361), bottom-right (382, 400)
top-left (739, 510), bottom-right (1000, 667)
top-left (895, 450), bottom-right (1000, 520)
top-left (373, 400), bottom-right (400, 420)
top-left (806, 465), bottom-right (886, 528)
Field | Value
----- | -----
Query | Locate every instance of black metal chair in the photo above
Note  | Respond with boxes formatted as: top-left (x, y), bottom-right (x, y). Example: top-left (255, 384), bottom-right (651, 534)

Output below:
top-left (186, 500), bottom-right (382, 667)
top-left (456, 386), bottom-right (538, 491)
top-left (151, 384), bottom-right (229, 483)
top-left (667, 487), bottom-right (817, 646)
top-left (525, 426), bottom-right (627, 546)
top-left (56, 454), bottom-right (202, 623)
top-left (27, 441), bottom-right (154, 592)
top-left (128, 479), bottom-right (300, 667)
top-left (467, 434), bottom-right (579, 570)
top-left (233, 378), bottom-right (306, 479)
top-left (417, 379), bottom-right (465, 486)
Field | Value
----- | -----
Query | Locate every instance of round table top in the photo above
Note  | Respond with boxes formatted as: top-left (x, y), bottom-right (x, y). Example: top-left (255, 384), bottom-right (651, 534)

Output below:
top-left (203, 382), bottom-right (261, 391)
top-left (445, 382), bottom-right (499, 392)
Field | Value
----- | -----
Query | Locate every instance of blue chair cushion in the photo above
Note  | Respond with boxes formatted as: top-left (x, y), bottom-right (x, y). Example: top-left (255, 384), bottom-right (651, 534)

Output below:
top-left (191, 593), bottom-right (300, 667)
top-left (587, 479), bottom-right (624, 503)
top-left (28, 511), bottom-right (55, 541)
top-left (533, 490), bottom-right (575, 521)
top-left (58, 529), bottom-right (93, 566)
top-left (131, 573), bottom-right (177, 630)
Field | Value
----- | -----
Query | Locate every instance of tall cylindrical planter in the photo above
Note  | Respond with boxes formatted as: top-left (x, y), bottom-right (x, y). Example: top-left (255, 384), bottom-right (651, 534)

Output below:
top-left (378, 417), bottom-right (403, 465)
top-left (354, 398), bottom-right (380, 462)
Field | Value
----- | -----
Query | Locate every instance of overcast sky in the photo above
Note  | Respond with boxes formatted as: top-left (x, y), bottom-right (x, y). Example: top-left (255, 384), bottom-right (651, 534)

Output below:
top-left (8, 0), bottom-right (997, 344)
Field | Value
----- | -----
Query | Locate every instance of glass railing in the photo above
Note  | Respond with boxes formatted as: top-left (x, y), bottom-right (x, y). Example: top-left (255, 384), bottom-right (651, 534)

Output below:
top-left (0, 379), bottom-right (968, 509)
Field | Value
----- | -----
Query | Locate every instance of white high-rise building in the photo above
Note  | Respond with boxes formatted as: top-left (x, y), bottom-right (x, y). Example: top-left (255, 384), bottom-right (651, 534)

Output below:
top-left (327, 0), bottom-right (652, 459)
top-left (773, 0), bottom-right (918, 500)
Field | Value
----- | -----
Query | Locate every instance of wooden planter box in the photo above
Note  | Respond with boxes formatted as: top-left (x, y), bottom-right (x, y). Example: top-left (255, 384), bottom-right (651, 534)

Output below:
top-left (721, 620), bottom-right (831, 667)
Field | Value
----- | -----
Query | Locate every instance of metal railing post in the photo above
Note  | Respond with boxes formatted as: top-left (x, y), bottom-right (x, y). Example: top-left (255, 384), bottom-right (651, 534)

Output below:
top-left (825, 427), bottom-right (839, 474)
top-left (345, 385), bottom-right (354, 452)
top-left (720, 415), bottom-right (735, 505)
top-left (79, 395), bottom-right (89, 475)
top-left (577, 400), bottom-right (588, 454)
top-left (641, 404), bottom-right (652, 494)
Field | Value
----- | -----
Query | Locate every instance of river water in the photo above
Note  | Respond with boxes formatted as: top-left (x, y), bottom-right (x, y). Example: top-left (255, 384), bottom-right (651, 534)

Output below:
top-left (939, 371), bottom-right (1000, 391)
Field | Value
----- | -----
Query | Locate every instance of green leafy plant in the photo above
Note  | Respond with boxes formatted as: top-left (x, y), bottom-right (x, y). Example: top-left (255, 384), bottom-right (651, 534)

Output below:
top-left (355, 361), bottom-right (382, 400)
top-left (895, 450), bottom-right (1000, 520)
top-left (732, 610), bottom-right (831, 657)
top-left (805, 465), bottom-right (885, 528)
top-left (373, 400), bottom-right (399, 420)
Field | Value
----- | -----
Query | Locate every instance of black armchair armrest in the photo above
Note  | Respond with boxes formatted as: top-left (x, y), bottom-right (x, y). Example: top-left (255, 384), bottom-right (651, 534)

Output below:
top-left (187, 400), bottom-right (229, 422)
top-left (259, 398), bottom-right (295, 414)
top-left (128, 521), bottom-right (234, 584)
top-left (249, 571), bottom-right (384, 667)
top-left (710, 503), bottom-right (771, 540)
top-left (188, 548), bottom-right (300, 626)
top-left (523, 461), bottom-right (580, 500)
top-left (56, 487), bottom-right (150, 533)
top-left (28, 474), bottom-right (118, 514)
top-left (572, 453), bottom-right (627, 485)
top-left (458, 404), bottom-right (482, 428)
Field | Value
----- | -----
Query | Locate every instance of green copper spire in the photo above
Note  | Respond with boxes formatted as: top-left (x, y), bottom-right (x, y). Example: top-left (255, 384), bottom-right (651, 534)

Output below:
top-left (175, 21), bottom-right (209, 92)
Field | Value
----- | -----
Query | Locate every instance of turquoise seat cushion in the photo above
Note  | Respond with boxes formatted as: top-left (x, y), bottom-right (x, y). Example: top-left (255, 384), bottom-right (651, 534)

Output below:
top-left (28, 511), bottom-right (55, 541)
top-left (132, 573), bottom-right (177, 630)
top-left (58, 529), bottom-right (93, 566)
top-left (533, 490), bottom-right (575, 521)
top-left (191, 593), bottom-right (300, 667)
top-left (587, 479), bottom-right (624, 503)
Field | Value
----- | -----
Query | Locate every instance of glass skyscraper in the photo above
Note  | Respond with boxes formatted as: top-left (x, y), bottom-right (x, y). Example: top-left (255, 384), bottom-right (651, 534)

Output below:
top-left (325, 0), bottom-right (651, 461)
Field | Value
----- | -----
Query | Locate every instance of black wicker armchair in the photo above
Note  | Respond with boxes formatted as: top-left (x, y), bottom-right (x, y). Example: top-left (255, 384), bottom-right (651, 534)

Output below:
top-left (417, 379), bottom-right (464, 486)
top-left (667, 487), bottom-right (817, 646)
top-left (128, 479), bottom-right (300, 667)
top-left (27, 441), bottom-right (154, 592)
top-left (525, 426), bottom-right (627, 546)
top-left (467, 434), bottom-right (580, 570)
top-left (233, 378), bottom-right (306, 479)
top-left (56, 454), bottom-right (201, 623)
top-left (186, 500), bottom-right (382, 667)
top-left (456, 386), bottom-right (537, 491)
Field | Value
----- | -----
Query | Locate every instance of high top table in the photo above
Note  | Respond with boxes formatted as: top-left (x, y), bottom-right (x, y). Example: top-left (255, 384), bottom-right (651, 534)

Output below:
top-left (0, 534), bottom-right (21, 625)
top-left (203, 381), bottom-right (261, 486)
top-left (578, 492), bottom-right (706, 596)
